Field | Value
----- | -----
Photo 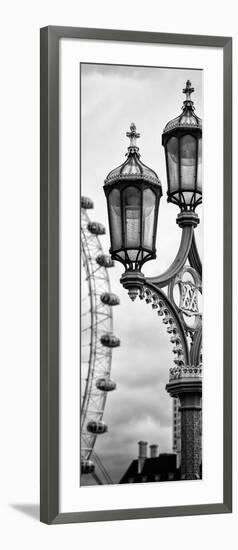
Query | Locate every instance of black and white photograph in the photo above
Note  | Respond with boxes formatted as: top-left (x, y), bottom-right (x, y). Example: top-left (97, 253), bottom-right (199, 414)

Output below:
top-left (80, 63), bottom-right (203, 486)
top-left (0, 0), bottom-right (234, 541)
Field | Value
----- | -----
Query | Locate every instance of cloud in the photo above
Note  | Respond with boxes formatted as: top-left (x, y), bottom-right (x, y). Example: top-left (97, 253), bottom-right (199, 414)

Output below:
top-left (81, 63), bottom-right (165, 81)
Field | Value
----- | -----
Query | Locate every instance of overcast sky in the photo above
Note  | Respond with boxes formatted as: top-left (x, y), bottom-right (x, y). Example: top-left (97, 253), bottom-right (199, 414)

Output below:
top-left (81, 63), bottom-right (203, 484)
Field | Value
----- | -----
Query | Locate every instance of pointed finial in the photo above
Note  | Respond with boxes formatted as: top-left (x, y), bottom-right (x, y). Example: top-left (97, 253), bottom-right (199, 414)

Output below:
top-left (128, 287), bottom-right (139, 301)
top-left (126, 122), bottom-right (140, 149)
top-left (183, 80), bottom-right (194, 101)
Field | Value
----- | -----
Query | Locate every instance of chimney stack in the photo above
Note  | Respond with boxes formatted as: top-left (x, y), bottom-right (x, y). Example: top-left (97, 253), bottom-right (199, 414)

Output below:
top-left (138, 441), bottom-right (148, 474)
top-left (138, 441), bottom-right (148, 458)
top-left (149, 444), bottom-right (158, 458)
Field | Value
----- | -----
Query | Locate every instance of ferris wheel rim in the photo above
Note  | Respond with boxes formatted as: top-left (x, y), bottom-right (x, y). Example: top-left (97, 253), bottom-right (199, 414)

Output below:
top-left (81, 205), bottom-right (116, 466)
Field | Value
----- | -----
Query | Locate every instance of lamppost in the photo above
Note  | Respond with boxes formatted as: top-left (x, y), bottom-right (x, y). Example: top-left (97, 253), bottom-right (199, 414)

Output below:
top-left (103, 81), bottom-right (203, 480)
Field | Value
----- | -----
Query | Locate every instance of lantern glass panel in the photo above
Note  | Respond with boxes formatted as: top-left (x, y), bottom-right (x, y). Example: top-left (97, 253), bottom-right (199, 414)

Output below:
top-left (180, 134), bottom-right (196, 189)
top-left (124, 186), bottom-right (141, 249)
top-left (167, 137), bottom-right (179, 192)
top-left (108, 188), bottom-right (122, 251)
top-left (142, 188), bottom-right (156, 249)
top-left (197, 137), bottom-right (202, 191)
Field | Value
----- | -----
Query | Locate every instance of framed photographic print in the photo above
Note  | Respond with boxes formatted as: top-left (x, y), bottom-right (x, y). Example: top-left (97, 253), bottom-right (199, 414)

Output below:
top-left (40, 26), bottom-right (232, 524)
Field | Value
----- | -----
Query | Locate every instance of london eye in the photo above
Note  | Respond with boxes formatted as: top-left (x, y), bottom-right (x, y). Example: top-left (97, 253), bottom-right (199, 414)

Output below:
top-left (80, 196), bottom-right (120, 484)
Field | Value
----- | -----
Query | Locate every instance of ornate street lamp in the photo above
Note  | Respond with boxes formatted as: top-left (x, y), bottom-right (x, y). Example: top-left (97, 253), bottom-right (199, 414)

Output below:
top-left (103, 81), bottom-right (203, 480)
top-left (104, 123), bottom-right (162, 300)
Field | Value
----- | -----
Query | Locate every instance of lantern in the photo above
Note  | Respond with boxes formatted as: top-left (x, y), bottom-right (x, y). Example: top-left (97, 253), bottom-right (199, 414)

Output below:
top-left (162, 80), bottom-right (202, 211)
top-left (104, 123), bottom-right (162, 273)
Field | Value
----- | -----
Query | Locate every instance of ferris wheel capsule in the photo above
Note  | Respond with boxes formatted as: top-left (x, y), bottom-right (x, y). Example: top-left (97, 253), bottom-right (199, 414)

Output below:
top-left (96, 254), bottom-right (114, 268)
top-left (100, 292), bottom-right (120, 306)
top-left (100, 334), bottom-right (120, 348)
top-left (87, 222), bottom-right (106, 235)
top-left (87, 420), bottom-right (108, 434)
top-left (81, 196), bottom-right (94, 209)
top-left (81, 459), bottom-right (95, 474)
top-left (96, 377), bottom-right (117, 392)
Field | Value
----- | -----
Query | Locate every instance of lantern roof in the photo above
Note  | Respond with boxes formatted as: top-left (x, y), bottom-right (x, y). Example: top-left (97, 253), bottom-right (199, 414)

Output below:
top-left (163, 80), bottom-right (202, 136)
top-left (104, 123), bottom-right (161, 187)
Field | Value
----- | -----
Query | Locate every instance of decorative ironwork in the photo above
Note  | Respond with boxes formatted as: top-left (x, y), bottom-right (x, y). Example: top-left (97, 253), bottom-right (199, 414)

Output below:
top-left (138, 283), bottom-right (190, 368)
top-left (180, 280), bottom-right (199, 316)
top-left (103, 89), bottom-right (203, 479)
top-left (168, 266), bottom-right (202, 332)
top-left (126, 122), bottom-right (140, 150)
top-left (126, 228), bottom-right (202, 479)
top-left (183, 79), bottom-right (194, 100)
top-left (169, 364), bottom-right (202, 381)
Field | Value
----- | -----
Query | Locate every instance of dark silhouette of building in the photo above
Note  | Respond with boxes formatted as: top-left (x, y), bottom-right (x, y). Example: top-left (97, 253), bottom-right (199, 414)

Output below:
top-left (119, 441), bottom-right (181, 484)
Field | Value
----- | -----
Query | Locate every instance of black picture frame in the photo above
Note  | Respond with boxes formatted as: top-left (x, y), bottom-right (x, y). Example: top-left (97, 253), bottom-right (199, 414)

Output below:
top-left (40, 26), bottom-right (232, 524)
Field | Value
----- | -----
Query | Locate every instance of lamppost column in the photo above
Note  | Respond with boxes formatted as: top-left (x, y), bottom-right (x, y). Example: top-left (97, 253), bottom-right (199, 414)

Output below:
top-left (166, 371), bottom-right (202, 480)
top-left (179, 391), bottom-right (202, 479)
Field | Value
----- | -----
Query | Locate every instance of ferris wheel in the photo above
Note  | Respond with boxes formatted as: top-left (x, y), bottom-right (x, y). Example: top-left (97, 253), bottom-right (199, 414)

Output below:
top-left (80, 196), bottom-right (120, 484)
